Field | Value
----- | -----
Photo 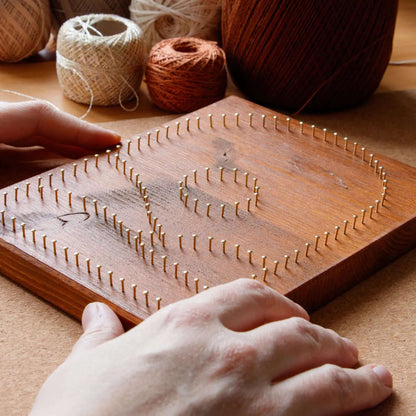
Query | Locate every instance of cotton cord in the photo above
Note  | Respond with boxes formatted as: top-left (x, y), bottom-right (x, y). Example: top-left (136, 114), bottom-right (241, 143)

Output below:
top-left (129, 0), bottom-right (221, 52)
top-left (222, 0), bottom-right (398, 112)
top-left (0, 0), bottom-right (51, 63)
top-left (389, 59), bottom-right (416, 65)
top-left (50, 0), bottom-right (130, 30)
top-left (145, 37), bottom-right (226, 113)
top-left (0, 90), bottom-right (41, 101)
top-left (56, 14), bottom-right (146, 110)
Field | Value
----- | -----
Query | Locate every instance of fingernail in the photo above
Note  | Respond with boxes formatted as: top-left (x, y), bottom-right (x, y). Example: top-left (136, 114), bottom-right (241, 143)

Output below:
top-left (109, 132), bottom-right (121, 142)
top-left (372, 365), bottom-right (393, 388)
top-left (97, 128), bottom-right (121, 145)
top-left (103, 133), bottom-right (121, 146)
top-left (82, 302), bottom-right (112, 331)
top-left (343, 337), bottom-right (359, 359)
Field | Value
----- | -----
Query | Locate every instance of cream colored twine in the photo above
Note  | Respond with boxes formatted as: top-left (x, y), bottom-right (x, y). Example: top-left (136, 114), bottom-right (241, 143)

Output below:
top-left (129, 0), bottom-right (221, 51)
top-left (56, 14), bottom-right (146, 111)
top-left (0, 89), bottom-right (94, 120)
top-left (0, 90), bottom-right (39, 101)
top-left (0, 0), bottom-right (51, 63)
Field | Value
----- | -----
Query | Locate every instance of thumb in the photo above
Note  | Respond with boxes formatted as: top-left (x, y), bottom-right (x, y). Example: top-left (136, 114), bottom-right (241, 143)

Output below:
top-left (71, 302), bottom-right (125, 356)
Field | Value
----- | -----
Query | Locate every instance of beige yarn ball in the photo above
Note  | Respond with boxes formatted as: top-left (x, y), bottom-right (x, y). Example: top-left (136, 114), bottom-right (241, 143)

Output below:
top-left (0, 0), bottom-right (51, 63)
top-left (50, 0), bottom-right (130, 28)
top-left (56, 14), bottom-right (146, 107)
top-left (129, 0), bottom-right (221, 51)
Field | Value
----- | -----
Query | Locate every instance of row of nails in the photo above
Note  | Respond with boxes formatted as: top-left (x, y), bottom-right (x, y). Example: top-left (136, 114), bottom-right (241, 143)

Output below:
top-left (1, 111), bottom-right (390, 312)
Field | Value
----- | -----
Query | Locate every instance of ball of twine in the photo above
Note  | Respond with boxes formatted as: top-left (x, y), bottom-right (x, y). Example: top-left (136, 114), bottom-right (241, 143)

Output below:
top-left (145, 37), bottom-right (227, 113)
top-left (129, 0), bottom-right (221, 52)
top-left (50, 0), bottom-right (130, 29)
top-left (0, 0), bottom-right (51, 63)
top-left (222, 0), bottom-right (398, 112)
top-left (56, 14), bottom-right (146, 108)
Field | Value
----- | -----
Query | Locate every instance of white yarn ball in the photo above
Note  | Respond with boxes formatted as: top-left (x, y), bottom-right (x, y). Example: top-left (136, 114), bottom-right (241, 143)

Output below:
top-left (129, 0), bottom-right (221, 51)
top-left (0, 0), bottom-right (51, 62)
top-left (56, 14), bottom-right (146, 107)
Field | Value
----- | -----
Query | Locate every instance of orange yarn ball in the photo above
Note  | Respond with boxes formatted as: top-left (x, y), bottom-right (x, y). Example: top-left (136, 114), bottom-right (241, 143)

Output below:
top-left (145, 37), bottom-right (227, 113)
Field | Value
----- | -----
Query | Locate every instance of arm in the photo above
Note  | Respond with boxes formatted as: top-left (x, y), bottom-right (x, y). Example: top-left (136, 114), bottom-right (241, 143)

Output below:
top-left (31, 279), bottom-right (392, 416)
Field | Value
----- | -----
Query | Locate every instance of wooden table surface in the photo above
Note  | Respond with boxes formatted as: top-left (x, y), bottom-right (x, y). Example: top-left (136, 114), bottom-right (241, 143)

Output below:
top-left (1, 2), bottom-right (415, 414)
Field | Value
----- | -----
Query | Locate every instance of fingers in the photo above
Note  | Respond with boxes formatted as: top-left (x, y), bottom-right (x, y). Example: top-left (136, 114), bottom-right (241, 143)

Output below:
top-left (0, 101), bottom-right (121, 150)
top-left (70, 302), bottom-right (125, 356)
top-left (271, 363), bottom-right (393, 416)
top-left (193, 279), bottom-right (309, 332)
top-left (8, 135), bottom-right (101, 158)
top-left (248, 317), bottom-right (359, 381)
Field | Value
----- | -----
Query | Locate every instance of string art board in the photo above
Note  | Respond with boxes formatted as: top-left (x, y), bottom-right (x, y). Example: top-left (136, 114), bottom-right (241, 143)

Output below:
top-left (1, 96), bottom-right (416, 327)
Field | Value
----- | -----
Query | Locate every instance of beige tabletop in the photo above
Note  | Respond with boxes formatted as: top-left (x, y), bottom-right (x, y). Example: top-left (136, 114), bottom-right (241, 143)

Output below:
top-left (1, 2), bottom-right (415, 415)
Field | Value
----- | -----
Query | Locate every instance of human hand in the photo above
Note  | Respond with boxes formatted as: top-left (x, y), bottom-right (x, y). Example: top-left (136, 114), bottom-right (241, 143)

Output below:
top-left (31, 279), bottom-right (392, 416)
top-left (0, 101), bottom-right (120, 156)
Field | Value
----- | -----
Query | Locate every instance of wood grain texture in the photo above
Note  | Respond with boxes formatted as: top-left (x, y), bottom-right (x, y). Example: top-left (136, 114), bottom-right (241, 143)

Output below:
top-left (1, 96), bottom-right (415, 325)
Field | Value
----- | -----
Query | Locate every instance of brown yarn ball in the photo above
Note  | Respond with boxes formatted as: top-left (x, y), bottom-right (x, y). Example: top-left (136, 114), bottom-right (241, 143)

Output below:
top-left (222, 0), bottom-right (398, 112)
top-left (0, 0), bottom-right (51, 63)
top-left (145, 37), bottom-right (227, 113)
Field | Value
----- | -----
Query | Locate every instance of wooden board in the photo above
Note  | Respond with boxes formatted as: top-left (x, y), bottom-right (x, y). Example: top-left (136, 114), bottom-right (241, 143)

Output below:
top-left (1, 96), bottom-right (415, 327)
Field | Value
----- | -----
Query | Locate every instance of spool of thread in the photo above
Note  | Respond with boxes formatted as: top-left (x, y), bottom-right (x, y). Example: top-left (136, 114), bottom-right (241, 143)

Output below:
top-left (0, 0), bottom-right (51, 63)
top-left (50, 0), bottom-right (130, 29)
top-left (145, 37), bottom-right (227, 113)
top-left (222, 0), bottom-right (398, 112)
top-left (56, 14), bottom-right (146, 108)
top-left (129, 0), bottom-right (221, 51)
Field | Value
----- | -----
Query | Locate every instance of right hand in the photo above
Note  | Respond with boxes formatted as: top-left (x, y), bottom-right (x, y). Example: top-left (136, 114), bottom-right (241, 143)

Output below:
top-left (31, 278), bottom-right (392, 416)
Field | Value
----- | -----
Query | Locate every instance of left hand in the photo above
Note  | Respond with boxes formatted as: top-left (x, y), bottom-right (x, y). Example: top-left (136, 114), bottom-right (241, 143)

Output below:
top-left (0, 100), bottom-right (121, 155)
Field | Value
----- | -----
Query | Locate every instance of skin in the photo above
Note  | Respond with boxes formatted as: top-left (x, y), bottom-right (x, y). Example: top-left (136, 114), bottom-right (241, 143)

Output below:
top-left (1, 101), bottom-right (392, 415)
top-left (0, 100), bottom-right (121, 155)
top-left (30, 279), bottom-right (392, 416)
